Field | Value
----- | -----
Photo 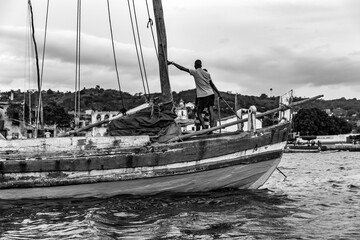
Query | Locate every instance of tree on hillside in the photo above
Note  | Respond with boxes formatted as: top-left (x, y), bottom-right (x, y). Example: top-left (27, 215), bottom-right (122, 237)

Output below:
top-left (260, 93), bottom-right (268, 99)
top-left (293, 108), bottom-right (352, 135)
top-left (5, 103), bottom-right (24, 125)
top-left (43, 102), bottom-right (73, 127)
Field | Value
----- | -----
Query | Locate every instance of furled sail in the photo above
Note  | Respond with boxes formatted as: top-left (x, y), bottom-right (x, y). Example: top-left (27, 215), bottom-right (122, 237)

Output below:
top-left (108, 101), bottom-right (180, 142)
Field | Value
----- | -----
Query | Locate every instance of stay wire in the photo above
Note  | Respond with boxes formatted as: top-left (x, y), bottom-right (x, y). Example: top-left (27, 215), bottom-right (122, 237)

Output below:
top-left (221, 97), bottom-right (242, 121)
top-left (77, 0), bottom-right (82, 119)
top-left (126, 0), bottom-right (149, 100)
top-left (127, 0), bottom-right (150, 100)
top-left (39, 0), bottom-right (50, 94)
top-left (36, 0), bottom-right (50, 129)
top-left (106, 0), bottom-right (126, 111)
top-left (26, 12), bottom-right (37, 124)
top-left (131, 0), bottom-right (151, 98)
top-left (74, 0), bottom-right (80, 119)
top-left (145, 0), bottom-right (158, 58)
top-left (24, 10), bottom-right (32, 124)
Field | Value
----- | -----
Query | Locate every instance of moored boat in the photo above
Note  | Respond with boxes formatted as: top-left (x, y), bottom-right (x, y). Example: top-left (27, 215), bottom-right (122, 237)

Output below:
top-left (0, 0), bottom-right (322, 200)
top-left (0, 123), bottom-right (289, 199)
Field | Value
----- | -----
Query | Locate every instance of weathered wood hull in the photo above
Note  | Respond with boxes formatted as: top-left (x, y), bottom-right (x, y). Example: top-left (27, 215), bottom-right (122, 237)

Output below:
top-left (0, 123), bottom-right (289, 200)
top-left (0, 157), bottom-right (281, 199)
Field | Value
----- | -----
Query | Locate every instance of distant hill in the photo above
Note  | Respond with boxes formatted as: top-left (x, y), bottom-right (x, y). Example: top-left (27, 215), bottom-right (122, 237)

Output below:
top-left (2, 88), bottom-right (360, 121)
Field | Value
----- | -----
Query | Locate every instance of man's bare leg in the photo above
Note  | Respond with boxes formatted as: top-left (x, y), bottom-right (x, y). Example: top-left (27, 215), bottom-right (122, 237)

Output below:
top-left (208, 106), bottom-right (215, 128)
top-left (196, 108), bottom-right (206, 129)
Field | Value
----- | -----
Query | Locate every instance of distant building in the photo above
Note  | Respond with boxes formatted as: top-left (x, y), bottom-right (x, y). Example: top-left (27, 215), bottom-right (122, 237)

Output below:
top-left (69, 109), bottom-right (119, 137)
top-left (357, 120), bottom-right (360, 127)
top-left (90, 110), bottom-right (119, 136)
top-left (332, 108), bottom-right (347, 117)
top-left (324, 109), bottom-right (331, 115)
top-left (185, 102), bottom-right (195, 110)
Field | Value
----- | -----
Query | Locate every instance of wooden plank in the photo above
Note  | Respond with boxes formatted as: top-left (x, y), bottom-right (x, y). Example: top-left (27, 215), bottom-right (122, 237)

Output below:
top-left (0, 124), bottom-right (288, 173)
top-left (0, 145), bottom-right (282, 175)
top-left (0, 135), bottom-right (150, 155)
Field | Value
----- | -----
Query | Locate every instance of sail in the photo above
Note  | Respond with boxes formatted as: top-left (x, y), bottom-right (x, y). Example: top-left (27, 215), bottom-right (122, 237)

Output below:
top-left (108, 102), bottom-right (180, 142)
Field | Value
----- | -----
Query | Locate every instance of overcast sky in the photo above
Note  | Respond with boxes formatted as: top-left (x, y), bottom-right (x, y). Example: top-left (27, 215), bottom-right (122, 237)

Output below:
top-left (0, 0), bottom-right (359, 100)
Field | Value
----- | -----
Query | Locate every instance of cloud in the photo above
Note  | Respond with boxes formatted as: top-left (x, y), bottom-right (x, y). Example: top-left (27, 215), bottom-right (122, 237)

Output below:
top-left (178, 45), bottom-right (360, 96)
top-left (0, 26), bottom-right (162, 93)
top-left (1, 0), bottom-right (360, 100)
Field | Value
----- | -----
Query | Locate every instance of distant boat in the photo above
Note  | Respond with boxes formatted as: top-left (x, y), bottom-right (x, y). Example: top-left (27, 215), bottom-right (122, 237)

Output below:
top-left (0, 0), bottom-right (322, 200)
top-left (284, 145), bottom-right (322, 153)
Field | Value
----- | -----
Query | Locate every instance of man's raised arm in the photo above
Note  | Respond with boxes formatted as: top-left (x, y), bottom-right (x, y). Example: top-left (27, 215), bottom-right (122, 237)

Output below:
top-left (168, 61), bottom-right (190, 73)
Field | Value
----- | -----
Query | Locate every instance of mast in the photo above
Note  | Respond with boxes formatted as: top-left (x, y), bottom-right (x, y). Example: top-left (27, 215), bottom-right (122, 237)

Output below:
top-left (152, 0), bottom-right (173, 102)
top-left (28, 0), bottom-right (41, 94)
top-left (28, 0), bottom-right (42, 136)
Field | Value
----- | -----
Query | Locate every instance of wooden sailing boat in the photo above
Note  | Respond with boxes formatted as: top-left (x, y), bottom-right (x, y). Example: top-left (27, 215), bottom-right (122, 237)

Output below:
top-left (0, 0), bottom-right (322, 200)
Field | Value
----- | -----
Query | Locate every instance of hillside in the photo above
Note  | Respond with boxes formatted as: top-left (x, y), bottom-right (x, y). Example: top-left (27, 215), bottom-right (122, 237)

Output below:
top-left (3, 88), bottom-right (360, 120)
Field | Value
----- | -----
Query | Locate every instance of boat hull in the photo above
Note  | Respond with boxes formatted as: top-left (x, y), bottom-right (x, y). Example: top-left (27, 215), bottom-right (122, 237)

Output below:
top-left (0, 123), bottom-right (289, 199)
top-left (0, 157), bottom-right (281, 199)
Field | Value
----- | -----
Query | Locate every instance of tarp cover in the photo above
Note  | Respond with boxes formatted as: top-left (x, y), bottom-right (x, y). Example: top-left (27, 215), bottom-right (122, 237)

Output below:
top-left (108, 102), bottom-right (180, 142)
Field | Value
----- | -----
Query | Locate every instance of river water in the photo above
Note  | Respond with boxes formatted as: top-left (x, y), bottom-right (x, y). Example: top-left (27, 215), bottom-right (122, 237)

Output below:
top-left (0, 151), bottom-right (359, 239)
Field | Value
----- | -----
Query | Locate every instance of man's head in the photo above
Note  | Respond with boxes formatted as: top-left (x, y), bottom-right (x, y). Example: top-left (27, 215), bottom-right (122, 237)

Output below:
top-left (194, 59), bottom-right (202, 69)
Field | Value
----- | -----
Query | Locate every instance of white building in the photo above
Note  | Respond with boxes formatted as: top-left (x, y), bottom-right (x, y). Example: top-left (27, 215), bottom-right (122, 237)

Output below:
top-left (87, 110), bottom-right (119, 137)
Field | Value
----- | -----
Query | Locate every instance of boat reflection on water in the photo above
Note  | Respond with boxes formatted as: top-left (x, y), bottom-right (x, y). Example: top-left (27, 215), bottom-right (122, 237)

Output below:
top-left (0, 189), bottom-right (296, 239)
top-left (1, 151), bottom-right (359, 239)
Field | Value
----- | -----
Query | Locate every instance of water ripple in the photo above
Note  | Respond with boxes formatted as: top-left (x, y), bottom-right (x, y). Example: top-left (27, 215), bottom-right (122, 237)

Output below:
top-left (1, 151), bottom-right (359, 239)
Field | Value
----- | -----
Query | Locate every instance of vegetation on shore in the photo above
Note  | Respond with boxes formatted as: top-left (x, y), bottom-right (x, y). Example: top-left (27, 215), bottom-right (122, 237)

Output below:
top-left (293, 108), bottom-right (353, 136)
top-left (2, 87), bottom-right (359, 134)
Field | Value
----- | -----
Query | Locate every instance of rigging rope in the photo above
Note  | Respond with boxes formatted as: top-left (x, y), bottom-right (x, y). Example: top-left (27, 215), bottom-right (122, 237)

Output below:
top-left (126, 0), bottom-right (145, 97)
top-left (77, 0), bottom-right (82, 119)
top-left (146, 0), bottom-right (172, 100)
top-left (126, 0), bottom-right (150, 100)
top-left (145, 0), bottom-right (158, 57)
top-left (25, 8), bottom-right (33, 125)
top-left (106, 0), bottom-right (126, 112)
top-left (74, 0), bottom-right (82, 124)
top-left (35, 0), bottom-right (50, 130)
top-left (131, 0), bottom-right (151, 97)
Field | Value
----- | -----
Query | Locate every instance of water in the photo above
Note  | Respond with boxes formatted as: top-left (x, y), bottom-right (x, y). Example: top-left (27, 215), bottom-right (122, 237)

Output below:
top-left (0, 151), bottom-right (359, 239)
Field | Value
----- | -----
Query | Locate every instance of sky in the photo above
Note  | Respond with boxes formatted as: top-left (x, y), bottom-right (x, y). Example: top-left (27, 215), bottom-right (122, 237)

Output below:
top-left (0, 0), bottom-right (359, 100)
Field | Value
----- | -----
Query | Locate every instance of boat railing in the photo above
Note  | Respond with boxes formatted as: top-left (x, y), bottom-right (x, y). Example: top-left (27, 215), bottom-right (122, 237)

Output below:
top-left (167, 95), bottom-right (323, 142)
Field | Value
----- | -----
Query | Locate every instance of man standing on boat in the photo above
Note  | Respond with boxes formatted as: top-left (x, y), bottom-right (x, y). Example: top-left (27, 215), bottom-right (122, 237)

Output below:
top-left (168, 59), bottom-right (221, 130)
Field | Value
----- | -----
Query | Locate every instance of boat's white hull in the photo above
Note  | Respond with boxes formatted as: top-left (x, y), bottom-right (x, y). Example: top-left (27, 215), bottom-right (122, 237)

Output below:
top-left (0, 157), bottom-right (280, 200)
top-left (0, 124), bottom-right (289, 200)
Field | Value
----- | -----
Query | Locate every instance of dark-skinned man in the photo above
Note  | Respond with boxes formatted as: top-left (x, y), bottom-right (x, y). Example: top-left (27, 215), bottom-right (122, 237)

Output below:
top-left (168, 59), bottom-right (222, 130)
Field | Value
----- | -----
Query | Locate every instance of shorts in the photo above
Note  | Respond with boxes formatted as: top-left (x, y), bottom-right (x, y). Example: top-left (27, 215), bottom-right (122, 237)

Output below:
top-left (197, 94), bottom-right (215, 111)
